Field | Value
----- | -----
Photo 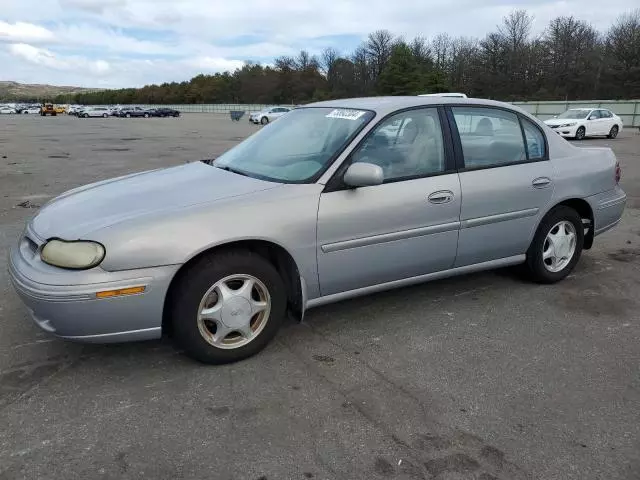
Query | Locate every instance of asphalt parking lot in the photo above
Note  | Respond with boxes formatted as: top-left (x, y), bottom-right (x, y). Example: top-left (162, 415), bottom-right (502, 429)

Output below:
top-left (1, 114), bottom-right (639, 480)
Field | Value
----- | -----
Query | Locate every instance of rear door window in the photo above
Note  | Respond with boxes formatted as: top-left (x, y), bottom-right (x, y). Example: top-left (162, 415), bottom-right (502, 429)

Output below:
top-left (451, 107), bottom-right (527, 169)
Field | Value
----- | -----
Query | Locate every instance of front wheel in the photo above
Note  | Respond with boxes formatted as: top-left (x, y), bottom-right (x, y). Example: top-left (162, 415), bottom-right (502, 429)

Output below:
top-left (170, 249), bottom-right (286, 364)
top-left (260, 116), bottom-right (269, 125)
top-left (574, 126), bottom-right (586, 140)
top-left (126, 113), bottom-right (131, 118)
top-left (608, 125), bottom-right (619, 139)
top-left (525, 206), bottom-right (584, 284)
top-left (144, 113), bottom-right (149, 118)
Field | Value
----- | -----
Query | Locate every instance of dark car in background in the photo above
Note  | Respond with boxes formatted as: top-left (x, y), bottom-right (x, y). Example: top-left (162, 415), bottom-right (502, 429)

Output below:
top-left (151, 107), bottom-right (181, 117)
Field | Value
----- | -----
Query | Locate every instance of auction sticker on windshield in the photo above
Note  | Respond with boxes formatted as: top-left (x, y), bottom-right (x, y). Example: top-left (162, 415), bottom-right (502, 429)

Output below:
top-left (326, 109), bottom-right (366, 120)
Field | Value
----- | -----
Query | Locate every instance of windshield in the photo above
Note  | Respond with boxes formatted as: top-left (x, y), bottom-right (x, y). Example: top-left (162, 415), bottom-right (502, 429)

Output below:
top-left (214, 107), bottom-right (374, 182)
top-left (557, 109), bottom-right (591, 119)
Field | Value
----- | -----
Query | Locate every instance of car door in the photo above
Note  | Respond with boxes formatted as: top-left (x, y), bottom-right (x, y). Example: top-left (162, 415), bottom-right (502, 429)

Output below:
top-left (598, 109), bottom-right (614, 134)
top-left (447, 106), bottom-right (554, 267)
top-left (316, 107), bottom-right (461, 296)
top-left (585, 109), bottom-right (601, 135)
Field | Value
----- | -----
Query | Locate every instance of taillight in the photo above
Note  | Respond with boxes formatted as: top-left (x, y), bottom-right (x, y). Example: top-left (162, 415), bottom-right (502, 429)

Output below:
top-left (615, 161), bottom-right (621, 184)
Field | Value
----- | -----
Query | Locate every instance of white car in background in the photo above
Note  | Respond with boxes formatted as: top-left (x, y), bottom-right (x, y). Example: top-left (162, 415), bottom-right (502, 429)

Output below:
top-left (21, 106), bottom-right (41, 114)
top-left (249, 106), bottom-right (292, 125)
top-left (0, 106), bottom-right (17, 114)
top-left (544, 108), bottom-right (623, 140)
top-left (79, 106), bottom-right (112, 118)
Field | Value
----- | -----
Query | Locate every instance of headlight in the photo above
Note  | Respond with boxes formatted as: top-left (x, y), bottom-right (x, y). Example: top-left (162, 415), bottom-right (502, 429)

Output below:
top-left (41, 239), bottom-right (105, 269)
top-left (561, 122), bottom-right (577, 127)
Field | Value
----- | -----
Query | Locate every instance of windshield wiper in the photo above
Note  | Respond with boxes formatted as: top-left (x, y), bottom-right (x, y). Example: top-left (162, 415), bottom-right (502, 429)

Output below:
top-left (214, 163), bottom-right (250, 178)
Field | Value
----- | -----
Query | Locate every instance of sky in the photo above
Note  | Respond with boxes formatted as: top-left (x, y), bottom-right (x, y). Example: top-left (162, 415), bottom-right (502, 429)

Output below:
top-left (0, 0), bottom-right (636, 88)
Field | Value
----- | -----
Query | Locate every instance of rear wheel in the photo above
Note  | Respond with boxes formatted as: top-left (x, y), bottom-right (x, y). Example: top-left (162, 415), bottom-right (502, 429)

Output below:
top-left (144, 113), bottom-right (149, 118)
top-left (525, 206), bottom-right (584, 283)
top-left (126, 113), bottom-right (131, 118)
top-left (608, 125), bottom-right (619, 139)
top-left (575, 126), bottom-right (585, 140)
top-left (103, 113), bottom-right (108, 118)
top-left (170, 249), bottom-right (286, 364)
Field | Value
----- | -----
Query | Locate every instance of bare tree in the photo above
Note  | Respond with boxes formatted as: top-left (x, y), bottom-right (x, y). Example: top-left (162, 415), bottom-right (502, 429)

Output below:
top-left (366, 29), bottom-right (395, 79)
top-left (605, 9), bottom-right (640, 97)
top-left (321, 47), bottom-right (339, 76)
top-left (431, 33), bottom-right (452, 69)
top-left (543, 16), bottom-right (600, 99)
top-left (409, 36), bottom-right (432, 67)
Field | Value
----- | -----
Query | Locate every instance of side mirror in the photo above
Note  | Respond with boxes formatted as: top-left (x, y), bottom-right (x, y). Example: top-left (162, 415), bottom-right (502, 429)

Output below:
top-left (343, 163), bottom-right (384, 188)
top-left (588, 115), bottom-right (596, 120)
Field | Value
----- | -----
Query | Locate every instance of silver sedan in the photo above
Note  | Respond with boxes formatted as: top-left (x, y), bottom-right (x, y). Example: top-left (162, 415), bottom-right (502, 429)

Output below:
top-left (9, 97), bottom-right (627, 364)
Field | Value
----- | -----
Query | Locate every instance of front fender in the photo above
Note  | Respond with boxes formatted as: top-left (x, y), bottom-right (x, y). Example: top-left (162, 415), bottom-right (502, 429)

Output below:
top-left (90, 184), bottom-right (324, 298)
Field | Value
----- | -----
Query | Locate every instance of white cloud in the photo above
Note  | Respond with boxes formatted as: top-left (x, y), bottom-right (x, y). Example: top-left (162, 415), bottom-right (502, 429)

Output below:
top-left (188, 57), bottom-right (245, 72)
top-left (9, 43), bottom-right (111, 76)
top-left (0, 21), bottom-right (55, 43)
top-left (1, 0), bottom-right (638, 87)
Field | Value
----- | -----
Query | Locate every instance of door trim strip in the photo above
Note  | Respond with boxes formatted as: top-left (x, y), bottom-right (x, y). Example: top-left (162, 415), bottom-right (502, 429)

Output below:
top-left (306, 255), bottom-right (525, 309)
top-left (321, 221), bottom-right (461, 253)
top-left (461, 208), bottom-right (539, 229)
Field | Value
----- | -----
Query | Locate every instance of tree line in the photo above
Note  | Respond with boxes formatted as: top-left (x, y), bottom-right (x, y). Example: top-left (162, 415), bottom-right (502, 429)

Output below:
top-left (60, 9), bottom-right (640, 106)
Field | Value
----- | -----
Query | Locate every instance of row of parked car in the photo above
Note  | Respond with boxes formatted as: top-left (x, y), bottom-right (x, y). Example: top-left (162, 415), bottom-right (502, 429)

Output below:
top-left (0, 103), bottom-right (46, 114)
top-left (69, 106), bottom-right (181, 118)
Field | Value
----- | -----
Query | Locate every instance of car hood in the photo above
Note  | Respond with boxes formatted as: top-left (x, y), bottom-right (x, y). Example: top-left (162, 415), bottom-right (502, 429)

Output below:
top-left (31, 161), bottom-right (280, 239)
top-left (544, 118), bottom-right (584, 126)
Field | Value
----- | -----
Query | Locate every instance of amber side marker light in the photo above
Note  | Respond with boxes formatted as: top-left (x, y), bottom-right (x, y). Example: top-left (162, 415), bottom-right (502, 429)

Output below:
top-left (96, 286), bottom-right (146, 299)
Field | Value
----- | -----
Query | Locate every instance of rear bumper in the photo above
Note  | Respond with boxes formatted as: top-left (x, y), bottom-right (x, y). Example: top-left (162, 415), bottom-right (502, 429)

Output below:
top-left (589, 185), bottom-right (627, 236)
top-left (8, 238), bottom-right (180, 343)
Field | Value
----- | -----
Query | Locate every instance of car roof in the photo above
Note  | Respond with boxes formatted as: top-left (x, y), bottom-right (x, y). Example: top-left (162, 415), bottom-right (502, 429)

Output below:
top-left (304, 96), bottom-right (529, 117)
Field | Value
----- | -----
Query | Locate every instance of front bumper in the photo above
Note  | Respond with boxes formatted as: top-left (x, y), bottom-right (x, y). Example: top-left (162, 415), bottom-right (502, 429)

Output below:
top-left (548, 125), bottom-right (579, 137)
top-left (8, 231), bottom-right (180, 343)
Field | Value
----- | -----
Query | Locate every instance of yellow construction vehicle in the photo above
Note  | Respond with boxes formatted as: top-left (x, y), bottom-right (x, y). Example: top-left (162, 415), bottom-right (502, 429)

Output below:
top-left (40, 103), bottom-right (57, 116)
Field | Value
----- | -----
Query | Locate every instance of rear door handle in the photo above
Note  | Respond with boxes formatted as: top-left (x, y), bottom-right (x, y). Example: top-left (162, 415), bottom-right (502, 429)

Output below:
top-left (428, 190), bottom-right (454, 204)
top-left (532, 177), bottom-right (552, 189)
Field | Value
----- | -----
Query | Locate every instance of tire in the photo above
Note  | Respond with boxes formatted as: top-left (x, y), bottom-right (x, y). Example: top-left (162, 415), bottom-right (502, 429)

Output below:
top-left (574, 126), bottom-right (585, 140)
top-left (23, 111), bottom-right (28, 114)
top-left (525, 206), bottom-right (584, 284)
top-left (144, 113), bottom-right (149, 118)
top-left (260, 116), bottom-right (269, 125)
top-left (608, 125), bottom-right (619, 139)
top-left (126, 113), bottom-right (131, 118)
top-left (170, 249), bottom-right (286, 364)
top-left (103, 113), bottom-right (108, 118)
top-left (174, 113), bottom-right (180, 117)
top-left (83, 114), bottom-right (89, 118)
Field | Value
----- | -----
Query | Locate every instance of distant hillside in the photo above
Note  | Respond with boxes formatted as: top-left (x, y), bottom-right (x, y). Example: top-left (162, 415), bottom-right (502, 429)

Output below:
top-left (0, 81), bottom-right (102, 101)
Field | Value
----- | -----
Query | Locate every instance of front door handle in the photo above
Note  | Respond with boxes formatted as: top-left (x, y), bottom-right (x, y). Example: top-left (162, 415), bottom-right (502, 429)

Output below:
top-left (428, 190), bottom-right (454, 204)
top-left (532, 177), bottom-right (552, 189)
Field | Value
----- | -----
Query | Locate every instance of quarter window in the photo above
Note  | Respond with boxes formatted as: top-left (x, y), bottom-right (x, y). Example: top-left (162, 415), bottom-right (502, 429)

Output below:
top-left (351, 108), bottom-right (446, 182)
top-left (451, 107), bottom-right (527, 169)
top-left (521, 118), bottom-right (546, 160)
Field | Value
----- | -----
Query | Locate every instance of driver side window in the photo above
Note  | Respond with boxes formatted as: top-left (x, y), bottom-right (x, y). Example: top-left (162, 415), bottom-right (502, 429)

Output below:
top-left (351, 108), bottom-right (445, 182)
